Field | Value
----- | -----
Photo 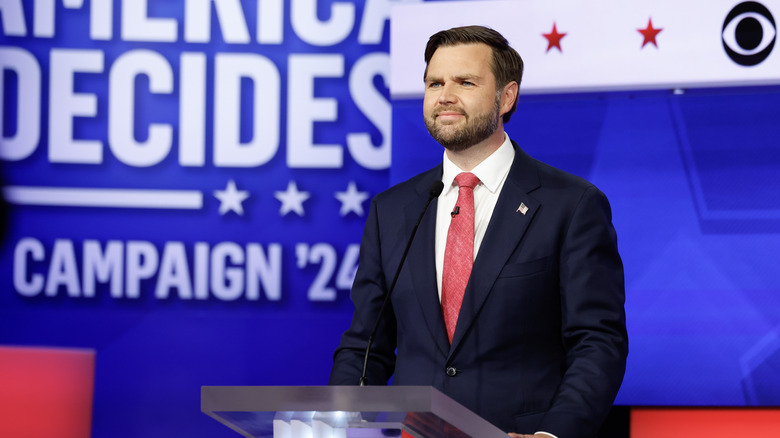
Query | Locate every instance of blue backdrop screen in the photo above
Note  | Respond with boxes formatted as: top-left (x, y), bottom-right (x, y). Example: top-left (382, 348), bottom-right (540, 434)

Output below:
top-left (1, 1), bottom-right (389, 436)
top-left (1, 2), bottom-right (780, 437)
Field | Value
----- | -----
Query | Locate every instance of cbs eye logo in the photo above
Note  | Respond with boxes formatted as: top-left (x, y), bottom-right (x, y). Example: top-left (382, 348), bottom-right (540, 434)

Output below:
top-left (722, 1), bottom-right (776, 66)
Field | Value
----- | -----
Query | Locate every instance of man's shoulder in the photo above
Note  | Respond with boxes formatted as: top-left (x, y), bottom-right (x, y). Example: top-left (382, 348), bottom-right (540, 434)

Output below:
top-left (533, 158), bottom-right (595, 191)
top-left (511, 142), bottom-right (598, 194)
top-left (373, 164), bottom-right (443, 205)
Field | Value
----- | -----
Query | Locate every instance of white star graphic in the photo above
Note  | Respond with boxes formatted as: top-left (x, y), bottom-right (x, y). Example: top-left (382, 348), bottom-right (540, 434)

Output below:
top-left (335, 181), bottom-right (369, 217)
top-left (214, 179), bottom-right (249, 216)
top-left (274, 181), bottom-right (310, 216)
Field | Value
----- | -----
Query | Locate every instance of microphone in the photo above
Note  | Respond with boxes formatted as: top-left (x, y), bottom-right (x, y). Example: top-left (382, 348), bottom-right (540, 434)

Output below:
top-left (359, 180), bottom-right (444, 386)
top-left (451, 206), bottom-right (460, 217)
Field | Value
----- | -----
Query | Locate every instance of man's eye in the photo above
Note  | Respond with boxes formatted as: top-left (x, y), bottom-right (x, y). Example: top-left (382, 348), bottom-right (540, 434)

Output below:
top-left (428, 82), bottom-right (442, 88)
top-left (462, 81), bottom-right (474, 86)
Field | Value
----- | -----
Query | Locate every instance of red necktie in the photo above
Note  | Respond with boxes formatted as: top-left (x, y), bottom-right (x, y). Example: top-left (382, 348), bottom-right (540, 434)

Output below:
top-left (442, 172), bottom-right (480, 343)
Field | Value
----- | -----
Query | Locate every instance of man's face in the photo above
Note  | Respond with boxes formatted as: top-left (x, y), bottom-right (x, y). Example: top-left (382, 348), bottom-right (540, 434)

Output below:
top-left (423, 43), bottom-right (501, 151)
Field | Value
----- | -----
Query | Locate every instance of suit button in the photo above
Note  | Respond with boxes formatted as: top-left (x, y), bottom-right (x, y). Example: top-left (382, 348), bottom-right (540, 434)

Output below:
top-left (446, 366), bottom-right (457, 377)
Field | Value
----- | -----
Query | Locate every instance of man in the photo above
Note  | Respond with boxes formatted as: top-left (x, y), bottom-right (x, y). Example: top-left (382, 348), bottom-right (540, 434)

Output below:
top-left (330, 25), bottom-right (627, 438)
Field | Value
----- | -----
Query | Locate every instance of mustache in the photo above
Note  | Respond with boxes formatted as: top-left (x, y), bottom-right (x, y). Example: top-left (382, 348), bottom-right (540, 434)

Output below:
top-left (433, 107), bottom-right (465, 117)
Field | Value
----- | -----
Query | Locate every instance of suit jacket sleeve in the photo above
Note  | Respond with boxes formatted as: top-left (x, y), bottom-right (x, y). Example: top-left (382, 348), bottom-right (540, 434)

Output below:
top-left (538, 185), bottom-right (628, 438)
top-left (329, 197), bottom-right (397, 385)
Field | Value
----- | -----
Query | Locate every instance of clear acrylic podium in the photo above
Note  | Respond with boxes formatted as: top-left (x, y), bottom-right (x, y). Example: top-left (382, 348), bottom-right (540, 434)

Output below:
top-left (201, 386), bottom-right (509, 438)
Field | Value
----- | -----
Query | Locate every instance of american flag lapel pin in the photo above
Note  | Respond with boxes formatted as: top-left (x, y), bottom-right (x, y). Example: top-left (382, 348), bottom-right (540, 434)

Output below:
top-left (516, 202), bottom-right (529, 215)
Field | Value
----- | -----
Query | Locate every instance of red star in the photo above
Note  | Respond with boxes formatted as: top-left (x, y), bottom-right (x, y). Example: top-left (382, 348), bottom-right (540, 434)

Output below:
top-left (638, 17), bottom-right (663, 48)
top-left (542, 22), bottom-right (567, 53)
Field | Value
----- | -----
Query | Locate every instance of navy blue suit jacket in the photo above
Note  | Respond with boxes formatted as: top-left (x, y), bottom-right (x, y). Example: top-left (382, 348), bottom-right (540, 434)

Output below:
top-left (330, 142), bottom-right (628, 438)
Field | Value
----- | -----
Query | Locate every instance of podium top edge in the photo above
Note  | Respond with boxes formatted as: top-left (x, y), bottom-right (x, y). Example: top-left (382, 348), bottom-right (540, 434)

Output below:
top-left (201, 385), bottom-right (445, 413)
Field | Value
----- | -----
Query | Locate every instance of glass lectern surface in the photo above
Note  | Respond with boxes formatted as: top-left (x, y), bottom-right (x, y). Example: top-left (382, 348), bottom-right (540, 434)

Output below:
top-left (201, 386), bottom-right (509, 438)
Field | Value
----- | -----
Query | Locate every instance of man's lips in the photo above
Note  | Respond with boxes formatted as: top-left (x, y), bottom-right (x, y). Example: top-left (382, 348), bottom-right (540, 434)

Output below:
top-left (435, 110), bottom-right (465, 121)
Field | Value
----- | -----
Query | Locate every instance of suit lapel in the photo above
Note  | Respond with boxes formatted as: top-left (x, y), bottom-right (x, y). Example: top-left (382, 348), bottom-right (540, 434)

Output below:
top-left (449, 143), bottom-right (541, 355)
top-left (404, 171), bottom-right (451, 356)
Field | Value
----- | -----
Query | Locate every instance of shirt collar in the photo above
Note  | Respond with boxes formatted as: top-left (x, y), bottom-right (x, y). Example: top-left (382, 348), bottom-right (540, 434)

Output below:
top-left (441, 133), bottom-right (515, 195)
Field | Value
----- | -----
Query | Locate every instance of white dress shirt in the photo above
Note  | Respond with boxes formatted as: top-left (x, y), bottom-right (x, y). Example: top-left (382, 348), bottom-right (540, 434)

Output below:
top-left (435, 133), bottom-right (514, 300)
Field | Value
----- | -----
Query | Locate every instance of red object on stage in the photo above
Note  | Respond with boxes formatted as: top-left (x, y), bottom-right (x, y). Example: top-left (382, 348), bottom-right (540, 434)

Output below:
top-left (0, 346), bottom-right (95, 438)
top-left (632, 408), bottom-right (780, 437)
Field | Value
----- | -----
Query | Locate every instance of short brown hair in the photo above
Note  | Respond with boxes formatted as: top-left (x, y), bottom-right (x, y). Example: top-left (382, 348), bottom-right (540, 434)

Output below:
top-left (424, 25), bottom-right (524, 123)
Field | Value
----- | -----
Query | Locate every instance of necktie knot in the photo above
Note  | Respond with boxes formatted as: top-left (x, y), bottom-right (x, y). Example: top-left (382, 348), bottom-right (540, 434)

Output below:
top-left (455, 172), bottom-right (480, 190)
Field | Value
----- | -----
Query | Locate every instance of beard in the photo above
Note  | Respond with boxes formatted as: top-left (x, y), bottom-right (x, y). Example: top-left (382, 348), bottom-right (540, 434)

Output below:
top-left (425, 94), bottom-right (501, 152)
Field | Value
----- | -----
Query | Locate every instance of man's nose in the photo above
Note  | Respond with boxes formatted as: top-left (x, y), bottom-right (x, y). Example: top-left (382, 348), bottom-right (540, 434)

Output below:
top-left (438, 83), bottom-right (457, 104)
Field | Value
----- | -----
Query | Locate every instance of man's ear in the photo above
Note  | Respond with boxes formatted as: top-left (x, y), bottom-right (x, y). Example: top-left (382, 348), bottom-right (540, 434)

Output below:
top-left (500, 81), bottom-right (519, 116)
